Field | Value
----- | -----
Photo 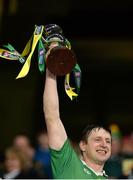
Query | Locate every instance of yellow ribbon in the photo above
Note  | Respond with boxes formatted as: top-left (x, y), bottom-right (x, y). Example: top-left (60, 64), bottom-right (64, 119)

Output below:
top-left (65, 73), bottom-right (78, 100)
top-left (16, 25), bottom-right (44, 79)
top-left (21, 36), bottom-right (33, 57)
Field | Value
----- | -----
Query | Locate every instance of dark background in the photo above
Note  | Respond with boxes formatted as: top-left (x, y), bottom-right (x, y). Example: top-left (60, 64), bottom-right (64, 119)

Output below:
top-left (0, 0), bottom-right (133, 150)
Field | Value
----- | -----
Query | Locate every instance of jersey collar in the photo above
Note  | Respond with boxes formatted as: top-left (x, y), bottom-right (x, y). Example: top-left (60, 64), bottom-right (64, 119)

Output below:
top-left (81, 160), bottom-right (108, 177)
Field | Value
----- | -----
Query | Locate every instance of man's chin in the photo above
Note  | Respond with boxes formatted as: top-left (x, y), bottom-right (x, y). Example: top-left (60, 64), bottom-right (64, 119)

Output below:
top-left (96, 156), bottom-right (109, 164)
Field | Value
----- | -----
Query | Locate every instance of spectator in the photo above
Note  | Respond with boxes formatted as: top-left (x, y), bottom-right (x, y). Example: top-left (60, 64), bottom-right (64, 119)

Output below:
top-left (34, 130), bottom-right (52, 178)
top-left (13, 134), bottom-right (35, 168)
top-left (104, 123), bottom-right (123, 179)
top-left (12, 134), bottom-right (46, 178)
top-left (1, 146), bottom-right (44, 179)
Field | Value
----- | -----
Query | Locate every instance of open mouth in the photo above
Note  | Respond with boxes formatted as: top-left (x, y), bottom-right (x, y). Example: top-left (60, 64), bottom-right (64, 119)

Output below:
top-left (96, 149), bottom-right (107, 154)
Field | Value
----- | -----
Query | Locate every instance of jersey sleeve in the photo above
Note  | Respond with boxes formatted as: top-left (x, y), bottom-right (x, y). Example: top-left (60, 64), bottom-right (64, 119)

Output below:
top-left (50, 139), bottom-right (78, 178)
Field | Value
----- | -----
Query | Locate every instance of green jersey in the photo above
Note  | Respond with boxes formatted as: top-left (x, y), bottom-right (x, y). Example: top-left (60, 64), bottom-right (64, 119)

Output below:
top-left (50, 139), bottom-right (108, 179)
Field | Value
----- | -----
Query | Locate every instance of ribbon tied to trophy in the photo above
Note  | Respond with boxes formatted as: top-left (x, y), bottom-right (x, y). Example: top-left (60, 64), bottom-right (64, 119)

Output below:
top-left (0, 24), bottom-right (81, 100)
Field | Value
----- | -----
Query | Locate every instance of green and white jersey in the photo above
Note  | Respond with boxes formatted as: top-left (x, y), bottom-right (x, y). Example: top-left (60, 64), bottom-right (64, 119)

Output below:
top-left (50, 139), bottom-right (108, 179)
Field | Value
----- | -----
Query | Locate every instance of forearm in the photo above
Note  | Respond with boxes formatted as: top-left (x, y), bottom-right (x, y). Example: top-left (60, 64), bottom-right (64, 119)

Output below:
top-left (43, 70), bottom-right (59, 121)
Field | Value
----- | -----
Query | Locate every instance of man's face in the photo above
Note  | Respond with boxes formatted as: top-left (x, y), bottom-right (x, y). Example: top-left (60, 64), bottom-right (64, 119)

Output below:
top-left (5, 153), bottom-right (21, 172)
top-left (80, 128), bottom-right (111, 165)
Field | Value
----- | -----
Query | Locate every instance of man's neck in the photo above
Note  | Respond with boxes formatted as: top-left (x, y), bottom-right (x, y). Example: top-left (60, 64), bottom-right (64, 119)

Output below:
top-left (82, 158), bottom-right (104, 173)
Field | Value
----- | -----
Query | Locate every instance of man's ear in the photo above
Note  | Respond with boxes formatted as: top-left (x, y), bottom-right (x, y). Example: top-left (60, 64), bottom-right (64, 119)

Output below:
top-left (79, 140), bottom-right (86, 152)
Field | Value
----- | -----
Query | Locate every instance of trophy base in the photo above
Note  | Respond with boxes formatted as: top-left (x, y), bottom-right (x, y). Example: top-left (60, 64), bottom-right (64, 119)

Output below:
top-left (46, 46), bottom-right (77, 76)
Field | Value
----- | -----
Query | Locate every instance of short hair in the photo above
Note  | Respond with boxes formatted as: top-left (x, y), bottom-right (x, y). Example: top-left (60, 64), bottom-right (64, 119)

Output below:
top-left (5, 146), bottom-right (29, 170)
top-left (80, 124), bottom-right (112, 142)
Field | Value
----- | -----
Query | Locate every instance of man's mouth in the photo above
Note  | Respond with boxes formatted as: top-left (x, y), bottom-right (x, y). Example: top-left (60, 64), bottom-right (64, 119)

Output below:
top-left (96, 149), bottom-right (107, 154)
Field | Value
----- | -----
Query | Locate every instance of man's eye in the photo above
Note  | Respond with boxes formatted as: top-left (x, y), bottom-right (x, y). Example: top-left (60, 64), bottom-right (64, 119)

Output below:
top-left (106, 140), bottom-right (111, 144)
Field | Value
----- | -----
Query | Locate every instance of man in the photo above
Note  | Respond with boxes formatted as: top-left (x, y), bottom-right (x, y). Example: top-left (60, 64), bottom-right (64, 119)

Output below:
top-left (43, 69), bottom-right (112, 179)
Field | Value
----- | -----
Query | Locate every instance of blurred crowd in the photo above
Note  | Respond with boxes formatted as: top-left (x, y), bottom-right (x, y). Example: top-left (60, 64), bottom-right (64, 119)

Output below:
top-left (0, 130), bottom-right (52, 179)
top-left (0, 124), bottom-right (133, 179)
top-left (104, 124), bottom-right (133, 179)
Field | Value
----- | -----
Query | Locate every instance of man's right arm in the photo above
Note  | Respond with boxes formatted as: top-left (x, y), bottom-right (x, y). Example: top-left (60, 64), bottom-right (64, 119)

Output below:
top-left (43, 69), bottom-right (67, 150)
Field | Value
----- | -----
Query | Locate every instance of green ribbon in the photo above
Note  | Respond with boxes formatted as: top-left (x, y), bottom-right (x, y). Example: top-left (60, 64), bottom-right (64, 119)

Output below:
top-left (38, 39), bottom-right (45, 73)
top-left (73, 63), bottom-right (81, 95)
top-left (3, 43), bottom-right (25, 63)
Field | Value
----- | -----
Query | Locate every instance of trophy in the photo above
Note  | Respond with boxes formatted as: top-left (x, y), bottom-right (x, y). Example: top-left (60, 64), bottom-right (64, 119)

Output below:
top-left (0, 24), bottom-right (81, 100)
top-left (43, 24), bottom-right (77, 76)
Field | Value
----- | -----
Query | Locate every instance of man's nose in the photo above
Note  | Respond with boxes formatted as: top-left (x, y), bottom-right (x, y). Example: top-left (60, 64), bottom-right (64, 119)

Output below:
top-left (100, 140), bottom-right (107, 147)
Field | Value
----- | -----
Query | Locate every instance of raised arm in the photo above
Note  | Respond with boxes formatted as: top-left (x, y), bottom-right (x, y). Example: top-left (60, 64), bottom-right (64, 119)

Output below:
top-left (43, 69), bottom-right (67, 150)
